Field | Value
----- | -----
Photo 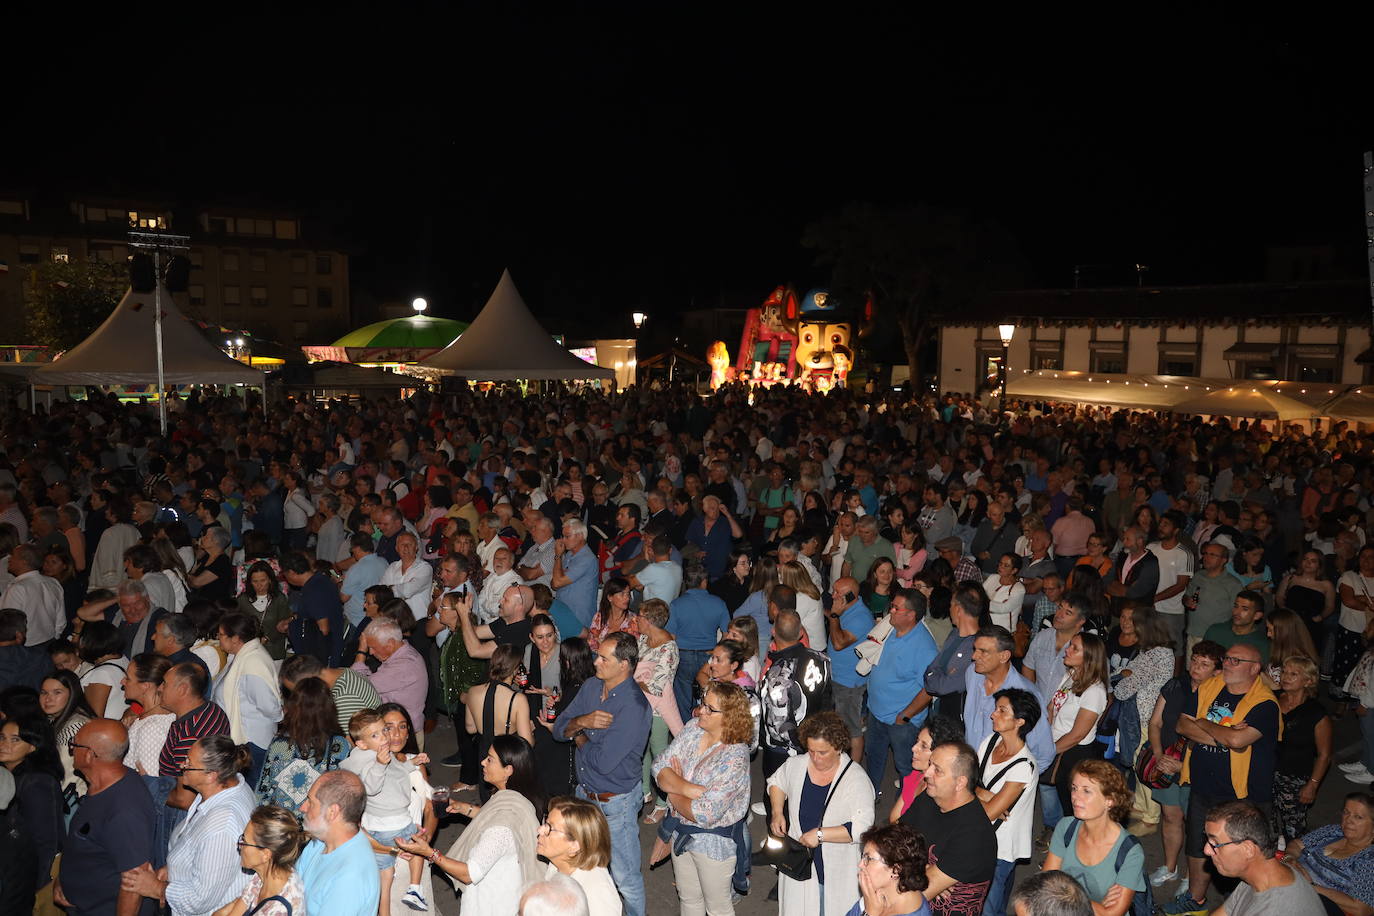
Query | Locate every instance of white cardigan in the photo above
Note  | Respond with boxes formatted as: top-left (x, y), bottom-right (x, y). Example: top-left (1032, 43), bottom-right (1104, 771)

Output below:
top-left (766, 752), bottom-right (875, 916)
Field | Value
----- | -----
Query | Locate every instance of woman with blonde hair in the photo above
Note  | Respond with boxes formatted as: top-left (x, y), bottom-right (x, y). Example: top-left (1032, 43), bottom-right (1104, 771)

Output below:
top-left (1043, 759), bottom-right (1146, 915)
top-left (1272, 655), bottom-right (1331, 841)
top-left (1264, 607), bottom-right (1320, 688)
top-left (780, 559), bottom-right (824, 647)
top-left (537, 796), bottom-right (621, 915)
top-left (214, 804), bottom-right (307, 916)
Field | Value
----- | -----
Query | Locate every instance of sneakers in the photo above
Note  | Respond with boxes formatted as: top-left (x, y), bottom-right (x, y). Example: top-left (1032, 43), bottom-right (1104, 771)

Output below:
top-left (1339, 761), bottom-right (1370, 774)
top-left (401, 887), bottom-right (428, 911)
top-left (1149, 864), bottom-right (1182, 887)
top-left (751, 801), bottom-right (766, 817)
top-left (1158, 890), bottom-right (1207, 915)
top-left (1347, 769), bottom-right (1374, 784)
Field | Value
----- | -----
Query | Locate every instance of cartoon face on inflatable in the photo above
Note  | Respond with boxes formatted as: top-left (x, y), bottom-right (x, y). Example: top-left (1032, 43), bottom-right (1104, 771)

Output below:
top-left (795, 321), bottom-right (851, 373)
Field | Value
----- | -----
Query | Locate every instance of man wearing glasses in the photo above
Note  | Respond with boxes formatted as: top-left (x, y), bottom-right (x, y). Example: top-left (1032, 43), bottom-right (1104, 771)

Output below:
top-left (1182, 540), bottom-right (1244, 658)
top-left (1162, 644), bottom-right (1279, 915)
top-left (54, 720), bottom-right (157, 916)
top-left (1199, 801), bottom-right (1320, 915)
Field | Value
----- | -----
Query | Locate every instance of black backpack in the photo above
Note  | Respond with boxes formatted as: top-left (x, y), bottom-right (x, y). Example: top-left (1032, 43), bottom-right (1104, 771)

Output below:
top-left (1060, 818), bottom-right (1153, 916)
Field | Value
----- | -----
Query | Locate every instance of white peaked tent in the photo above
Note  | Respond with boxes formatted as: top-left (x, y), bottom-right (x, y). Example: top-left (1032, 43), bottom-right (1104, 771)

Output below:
top-left (419, 270), bottom-right (616, 380)
top-left (32, 286), bottom-right (265, 386)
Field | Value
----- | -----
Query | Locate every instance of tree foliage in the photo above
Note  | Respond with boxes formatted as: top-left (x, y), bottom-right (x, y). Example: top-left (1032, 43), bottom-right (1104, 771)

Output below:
top-left (803, 202), bottom-right (1024, 386)
top-left (23, 259), bottom-right (127, 352)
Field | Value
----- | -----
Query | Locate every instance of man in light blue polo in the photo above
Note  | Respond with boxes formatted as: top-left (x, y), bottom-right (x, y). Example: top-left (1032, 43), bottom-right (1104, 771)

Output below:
top-left (297, 770), bottom-right (380, 916)
top-left (630, 535), bottom-right (683, 604)
top-left (552, 518), bottom-right (598, 627)
top-left (667, 558), bottom-right (731, 721)
top-left (339, 533), bottom-right (388, 628)
top-left (863, 588), bottom-right (939, 798)
top-left (825, 576), bottom-right (874, 762)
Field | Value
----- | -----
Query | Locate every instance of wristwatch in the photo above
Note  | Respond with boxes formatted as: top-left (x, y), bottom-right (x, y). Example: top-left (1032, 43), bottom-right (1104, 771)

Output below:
top-left (828, 612), bottom-right (840, 620)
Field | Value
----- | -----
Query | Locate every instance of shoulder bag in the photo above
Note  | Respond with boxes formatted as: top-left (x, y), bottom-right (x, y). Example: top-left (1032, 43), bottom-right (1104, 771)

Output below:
top-left (752, 759), bottom-right (853, 882)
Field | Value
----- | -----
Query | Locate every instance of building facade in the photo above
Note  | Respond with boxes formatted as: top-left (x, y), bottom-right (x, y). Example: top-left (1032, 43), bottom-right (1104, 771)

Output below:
top-left (934, 281), bottom-right (1373, 395)
top-left (0, 194), bottom-right (351, 346)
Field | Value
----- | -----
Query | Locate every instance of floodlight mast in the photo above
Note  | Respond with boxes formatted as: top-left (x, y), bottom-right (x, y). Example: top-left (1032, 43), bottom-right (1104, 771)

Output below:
top-left (128, 229), bottom-right (190, 435)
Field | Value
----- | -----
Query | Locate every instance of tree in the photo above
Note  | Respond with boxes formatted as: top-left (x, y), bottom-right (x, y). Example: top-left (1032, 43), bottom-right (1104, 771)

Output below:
top-left (802, 202), bottom-right (1024, 388)
top-left (23, 259), bottom-right (127, 351)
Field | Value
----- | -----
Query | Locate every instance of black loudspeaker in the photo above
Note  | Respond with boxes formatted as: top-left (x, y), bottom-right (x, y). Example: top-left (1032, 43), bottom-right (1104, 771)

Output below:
top-left (128, 253), bottom-right (156, 292)
top-left (163, 256), bottom-right (191, 293)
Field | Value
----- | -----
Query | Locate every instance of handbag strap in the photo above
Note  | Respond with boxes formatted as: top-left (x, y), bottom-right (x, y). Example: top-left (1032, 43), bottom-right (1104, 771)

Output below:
top-left (817, 759), bottom-right (853, 822)
top-left (247, 895), bottom-right (292, 916)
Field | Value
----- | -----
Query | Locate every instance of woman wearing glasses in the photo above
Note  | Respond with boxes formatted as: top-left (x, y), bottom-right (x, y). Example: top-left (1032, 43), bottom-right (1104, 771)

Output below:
top-left (122, 734), bottom-right (257, 916)
top-left (650, 683), bottom-right (753, 913)
top-left (847, 823), bottom-right (931, 916)
top-left (215, 804), bottom-right (306, 916)
top-left (536, 796), bottom-right (622, 916)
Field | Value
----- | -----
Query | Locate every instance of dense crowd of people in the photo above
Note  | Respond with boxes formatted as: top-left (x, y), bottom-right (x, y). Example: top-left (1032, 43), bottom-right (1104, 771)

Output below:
top-left (1, 380), bottom-right (1373, 915)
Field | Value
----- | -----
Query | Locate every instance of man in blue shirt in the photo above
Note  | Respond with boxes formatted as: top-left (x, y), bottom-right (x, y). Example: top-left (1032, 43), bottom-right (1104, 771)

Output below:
top-left (339, 534), bottom-right (388, 627)
top-left (684, 495), bottom-right (743, 581)
top-left (863, 588), bottom-right (939, 796)
top-left (963, 626), bottom-right (1055, 775)
top-left (554, 632), bottom-right (652, 916)
top-left (666, 559), bottom-right (732, 721)
top-left (552, 519), bottom-right (598, 627)
top-left (825, 576), bottom-right (874, 762)
top-left (297, 770), bottom-right (381, 916)
top-left (283, 553), bottom-right (345, 666)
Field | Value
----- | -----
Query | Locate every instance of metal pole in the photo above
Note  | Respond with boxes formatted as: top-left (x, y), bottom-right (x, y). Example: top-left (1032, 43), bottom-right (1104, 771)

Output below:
top-left (153, 248), bottom-right (168, 435)
top-left (999, 342), bottom-right (1009, 419)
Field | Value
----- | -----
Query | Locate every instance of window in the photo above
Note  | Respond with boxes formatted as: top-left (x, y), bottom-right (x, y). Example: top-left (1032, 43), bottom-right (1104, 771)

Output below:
top-left (250, 285), bottom-right (268, 307)
top-left (189, 284), bottom-right (205, 306)
top-left (223, 286), bottom-right (241, 306)
top-left (0, 200), bottom-right (24, 216)
top-left (250, 253), bottom-right (267, 272)
top-left (84, 205), bottom-right (112, 222)
top-left (223, 251), bottom-right (240, 271)
top-left (275, 219), bottom-right (298, 240)
top-left (1298, 364), bottom-right (1336, 383)
top-left (88, 244), bottom-right (116, 263)
top-left (208, 216), bottom-right (231, 235)
top-left (18, 244), bottom-right (40, 264)
top-left (127, 211), bottom-right (166, 229)
top-left (1090, 350), bottom-right (1126, 374)
top-left (315, 255), bottom-right (332, 275)
top-left (290, 253), bottom-right (307, 274)
top-left (51, 246), bottom-right (70, 263)
top-left (292, 287), bottom-right (308, 307)
top-left (316, 287), bottom-right (333, 309)
top-left (189, 249), bottom-right (204, 270)
top-left (1241, 362), bottom-right (1277, 381)
top-left (1162, 357), bottom-right (1197, 376)
top-left (254, 219), bottom-right (273, 236)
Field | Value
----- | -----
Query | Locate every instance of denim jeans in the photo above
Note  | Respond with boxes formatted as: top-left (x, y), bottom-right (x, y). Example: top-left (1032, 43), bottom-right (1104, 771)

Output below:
top-left (983, 858), bottom-right (1018, 915)
top-left (863, 715), bottom-right (918, 799)
top-left (674, 648), bottom-right (711, 723)
top-left (1038, 783), bottom-right (1063, 829)
top-left (578, 785), bottom-right (644, 916)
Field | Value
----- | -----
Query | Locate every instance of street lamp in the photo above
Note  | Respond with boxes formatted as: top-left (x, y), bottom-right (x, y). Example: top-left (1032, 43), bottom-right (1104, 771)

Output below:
top-left (632, 311), bottom-right (647, 330)
top-left (412, 297), bottom-right (428, 314)
top-left (998, 323), bottom-right (1016, 419)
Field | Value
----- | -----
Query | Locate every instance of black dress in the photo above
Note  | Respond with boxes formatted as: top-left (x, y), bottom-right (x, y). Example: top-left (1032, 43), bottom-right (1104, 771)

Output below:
top-left (533, 679), bottom-right (583, 799)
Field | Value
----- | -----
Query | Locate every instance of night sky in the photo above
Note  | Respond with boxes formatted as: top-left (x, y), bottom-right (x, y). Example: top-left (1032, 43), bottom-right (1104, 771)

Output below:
top-left (8, 11), bottom-right (1370, 333)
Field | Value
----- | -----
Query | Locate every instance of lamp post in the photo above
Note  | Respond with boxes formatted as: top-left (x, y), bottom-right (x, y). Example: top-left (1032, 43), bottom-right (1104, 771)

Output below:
top-left (998, 323), bottom-right (1016, 419)
top-left (632, 311), bottom-right (647, 330)
top-left (412, 297), bottom-right (428, 314)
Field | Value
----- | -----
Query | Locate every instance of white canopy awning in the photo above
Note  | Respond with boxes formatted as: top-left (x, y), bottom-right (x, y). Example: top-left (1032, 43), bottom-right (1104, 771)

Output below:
top-left (1007, 370), bottom-right (1339, 420)
top-left (419, 270), bottom-right (615, 380)
top-left (32, 286), bottom-right (264, 386)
